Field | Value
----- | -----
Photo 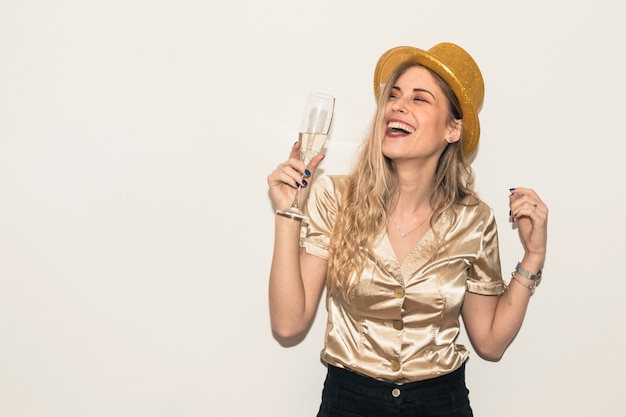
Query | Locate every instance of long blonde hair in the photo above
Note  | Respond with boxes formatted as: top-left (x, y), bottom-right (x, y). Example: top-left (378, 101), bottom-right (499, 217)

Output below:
top-left (326, 62), bottom-right (477, 294)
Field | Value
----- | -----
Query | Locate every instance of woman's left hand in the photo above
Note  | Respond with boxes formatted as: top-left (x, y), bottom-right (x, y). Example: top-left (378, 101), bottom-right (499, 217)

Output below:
top-left (509, 187), bottom-right (548, 264)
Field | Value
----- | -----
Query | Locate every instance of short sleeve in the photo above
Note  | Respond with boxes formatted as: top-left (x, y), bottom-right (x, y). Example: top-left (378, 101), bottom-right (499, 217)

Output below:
top-left (300, 175), bottom-right (345, 260)
top-left (465, 205), bottom-right (505, 295)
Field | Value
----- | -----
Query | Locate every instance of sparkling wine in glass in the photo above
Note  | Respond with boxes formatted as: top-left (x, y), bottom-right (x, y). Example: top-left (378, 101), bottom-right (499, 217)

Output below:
top-left (276, 92), bottom-right (335, 220)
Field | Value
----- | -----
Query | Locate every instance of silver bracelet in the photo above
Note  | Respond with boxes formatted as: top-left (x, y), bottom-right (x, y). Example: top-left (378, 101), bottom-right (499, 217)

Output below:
top-left (510, 272), bottom-right (536, 295)
top-left (515, 262), bottom-right (542, 281)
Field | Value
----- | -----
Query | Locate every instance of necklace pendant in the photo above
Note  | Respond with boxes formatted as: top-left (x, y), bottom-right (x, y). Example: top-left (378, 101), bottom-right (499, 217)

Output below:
top-left (390, 209), bottom-right (433, 240)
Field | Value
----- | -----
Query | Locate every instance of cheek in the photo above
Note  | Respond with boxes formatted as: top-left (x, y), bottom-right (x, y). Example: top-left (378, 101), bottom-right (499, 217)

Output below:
top-left (382, 104), bottom-right (392, 120)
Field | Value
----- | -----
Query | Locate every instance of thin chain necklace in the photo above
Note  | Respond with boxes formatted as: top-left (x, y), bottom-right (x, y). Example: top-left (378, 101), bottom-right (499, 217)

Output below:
top-left (389, 211), bottom-right (431, 239)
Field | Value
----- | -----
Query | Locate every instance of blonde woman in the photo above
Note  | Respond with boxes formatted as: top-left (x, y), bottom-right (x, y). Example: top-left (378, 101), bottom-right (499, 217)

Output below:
top-left (267, 43), bottom-right (548, 417)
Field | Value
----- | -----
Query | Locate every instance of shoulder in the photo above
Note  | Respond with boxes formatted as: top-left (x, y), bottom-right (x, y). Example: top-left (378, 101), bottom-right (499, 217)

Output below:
top-left (310, 174), bottom-right (350, 199)
top-left (303, 175), bottom-right (350, 234)
top-left (447, 195), bottom-right (497, 234)
top-left (454, 195), bottom-right (493, 217)
top-left (305, 175), bottom-right (350, 218)
top-left (317, 174), bottom-right (349, 188)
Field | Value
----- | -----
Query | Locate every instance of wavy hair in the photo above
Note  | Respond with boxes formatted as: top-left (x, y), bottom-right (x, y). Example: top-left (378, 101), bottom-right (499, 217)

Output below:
top-left (326, 62), bottom-right (477, 294)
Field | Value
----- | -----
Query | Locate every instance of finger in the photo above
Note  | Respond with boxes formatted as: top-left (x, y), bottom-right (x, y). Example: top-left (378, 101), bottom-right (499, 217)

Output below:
top-left (511, 201), bottom-right (539, 219)
top-left (277, 165), bottom-right (303, 188)
top-left (271, 142), bottom-right (300, 178)
top-left (269, 161), bottom-right (297, 188)
top-left (307, 152), bottom-right (326, 171)
top-left (288, 141), bottom-right (301, 159)
top-left (509, 188), bottom-right (544, 208)
top-left (508, 188), bottom-right (547, 221)
top-left (277, 142), bottom-right (326, 187)
top-left (509, 187), bottom-right (544, 204)
top-left (510, 201), bottom-right (548, 226)
top-left (273, 162), bottom-right (288, 180)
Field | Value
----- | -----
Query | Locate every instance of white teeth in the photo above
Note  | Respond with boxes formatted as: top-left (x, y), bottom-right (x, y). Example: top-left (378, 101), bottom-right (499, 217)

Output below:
top-left (387, 121), bottom-right (415, 133)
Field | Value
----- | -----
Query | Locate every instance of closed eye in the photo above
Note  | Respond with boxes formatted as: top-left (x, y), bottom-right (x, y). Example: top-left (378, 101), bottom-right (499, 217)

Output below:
top-left (389, 87), bottom-right (432, 103)
top-left (389, 86), bottom-right (402, 100)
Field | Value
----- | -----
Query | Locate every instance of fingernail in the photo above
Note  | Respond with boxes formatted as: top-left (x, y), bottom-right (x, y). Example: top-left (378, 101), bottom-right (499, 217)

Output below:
top-left (509, 188), bottom-right (516, 192)
top-left (304, 169), bottom-right (311, 177)
top-left (301, 179), bottom-right (308, 187)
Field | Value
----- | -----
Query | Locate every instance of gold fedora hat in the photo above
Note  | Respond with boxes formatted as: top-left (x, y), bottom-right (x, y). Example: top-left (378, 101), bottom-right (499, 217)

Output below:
top-left (374, 42), bottom-right (484, 157)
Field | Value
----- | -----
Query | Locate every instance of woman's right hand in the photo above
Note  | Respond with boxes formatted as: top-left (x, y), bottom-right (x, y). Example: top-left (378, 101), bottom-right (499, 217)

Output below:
top-left (267, 142), bottom-right (325, 213)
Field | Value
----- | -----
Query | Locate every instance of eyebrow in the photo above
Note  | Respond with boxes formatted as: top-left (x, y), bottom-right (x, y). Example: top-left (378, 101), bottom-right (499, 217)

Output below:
top-left (392, 86), bottom-right (436, 100)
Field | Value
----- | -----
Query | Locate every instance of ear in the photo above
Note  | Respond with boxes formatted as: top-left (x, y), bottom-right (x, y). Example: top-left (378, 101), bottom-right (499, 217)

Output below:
top-left (446, 119), bottom-right (463, 143)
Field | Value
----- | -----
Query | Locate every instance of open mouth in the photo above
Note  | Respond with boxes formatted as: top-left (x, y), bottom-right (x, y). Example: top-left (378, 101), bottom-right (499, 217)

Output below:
top-left (387, 121), bottom-right (416, 135)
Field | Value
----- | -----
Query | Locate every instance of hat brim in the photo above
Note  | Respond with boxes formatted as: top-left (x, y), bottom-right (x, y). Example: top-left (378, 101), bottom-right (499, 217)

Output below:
top-left (374, 46), bottom-right (480, 158)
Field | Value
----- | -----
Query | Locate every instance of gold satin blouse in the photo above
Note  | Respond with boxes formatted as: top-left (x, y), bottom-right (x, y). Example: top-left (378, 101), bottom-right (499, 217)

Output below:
top-left (301, 175), bottom-right (505, 384)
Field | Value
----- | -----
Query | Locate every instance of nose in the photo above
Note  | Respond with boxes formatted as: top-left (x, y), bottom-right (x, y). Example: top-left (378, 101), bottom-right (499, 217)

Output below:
top-left (391, 98), bottom-right (407, 113)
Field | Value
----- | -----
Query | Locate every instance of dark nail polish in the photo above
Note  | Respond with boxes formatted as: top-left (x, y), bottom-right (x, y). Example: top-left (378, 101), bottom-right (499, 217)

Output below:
top-left (304, 169), bottom-right (311, 177)
top-left (509, 188), bottom-right (516, 192)
top-left (301, 179), bottom-right (308, 187)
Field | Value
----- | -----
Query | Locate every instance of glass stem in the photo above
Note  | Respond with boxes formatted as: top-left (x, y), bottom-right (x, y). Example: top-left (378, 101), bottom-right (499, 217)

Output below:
top-left (289, 155), bottom-right (309, 211)
top-left (290, 184), bottom-right (303, 210)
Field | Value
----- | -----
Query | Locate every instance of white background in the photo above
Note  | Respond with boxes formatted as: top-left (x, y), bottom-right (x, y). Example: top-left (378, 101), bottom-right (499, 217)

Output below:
top-left (1, 1), bottom-right (624, 416)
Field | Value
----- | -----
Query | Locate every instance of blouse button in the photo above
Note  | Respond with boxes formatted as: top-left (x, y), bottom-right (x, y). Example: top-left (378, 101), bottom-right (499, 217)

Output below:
top-left (394, 287), bottom-right (405, 298)
top-left (390, 360), bottom-right (401, 372)
top-left (393, 320), bottom-right (403, 330)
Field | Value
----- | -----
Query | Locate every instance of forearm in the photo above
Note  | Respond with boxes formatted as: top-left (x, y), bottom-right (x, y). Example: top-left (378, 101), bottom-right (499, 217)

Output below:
top-left (488, 278), bottom-right (533, 357)
top-left (480, 257), bottom-right (543, 359)
top-left (268, 216), bottom-right (309, 337)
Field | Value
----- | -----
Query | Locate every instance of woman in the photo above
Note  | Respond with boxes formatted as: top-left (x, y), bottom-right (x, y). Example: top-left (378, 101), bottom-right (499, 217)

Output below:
top-left (267, 42), bottom-right (548, 417)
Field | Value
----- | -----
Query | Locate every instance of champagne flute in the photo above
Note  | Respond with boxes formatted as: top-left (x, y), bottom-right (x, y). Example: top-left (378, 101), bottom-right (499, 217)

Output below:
top-left (276, 92), bottom-right (335, 220)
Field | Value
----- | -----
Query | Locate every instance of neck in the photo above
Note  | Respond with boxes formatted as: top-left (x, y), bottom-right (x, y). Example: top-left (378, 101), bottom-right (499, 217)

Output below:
top-left (391, 160), bottom-right (436, 215)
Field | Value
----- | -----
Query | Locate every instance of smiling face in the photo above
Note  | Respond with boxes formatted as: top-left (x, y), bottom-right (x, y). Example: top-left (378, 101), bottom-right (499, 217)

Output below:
top-left (382, 65), bottom-right (461, 166)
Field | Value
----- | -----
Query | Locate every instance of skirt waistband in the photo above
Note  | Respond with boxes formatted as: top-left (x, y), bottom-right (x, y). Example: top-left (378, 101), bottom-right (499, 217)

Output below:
top-left (326, 362), bottom-right (466, 392)
top-left (319, 362), bottom-right (472, 415)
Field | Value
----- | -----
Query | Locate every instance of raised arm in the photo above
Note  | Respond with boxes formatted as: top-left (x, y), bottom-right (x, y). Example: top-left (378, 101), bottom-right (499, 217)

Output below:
top-left (462, 188), bottom-right (548, 361)
top-left (267, 142), bottom-right (328, 338)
